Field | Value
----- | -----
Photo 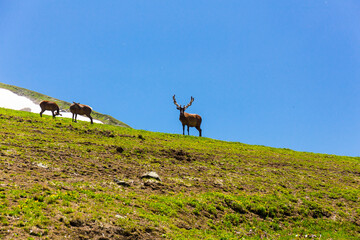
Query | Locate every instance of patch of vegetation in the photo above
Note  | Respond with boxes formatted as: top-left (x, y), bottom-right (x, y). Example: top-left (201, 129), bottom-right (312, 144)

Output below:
top-left (0, 82), bottom-right (130, 127)
top-left (0, 107), bottom-right (359, 239)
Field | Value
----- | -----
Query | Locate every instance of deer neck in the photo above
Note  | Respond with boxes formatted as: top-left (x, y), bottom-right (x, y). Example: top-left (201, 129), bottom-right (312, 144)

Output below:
top-left (179, 111), bottom-right (188, 120)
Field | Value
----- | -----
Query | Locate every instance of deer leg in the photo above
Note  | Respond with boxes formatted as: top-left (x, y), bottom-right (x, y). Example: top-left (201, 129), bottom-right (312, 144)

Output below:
top-left (196, 126), bottom-right (202, 137)
top-left (187, 125), bottom-right (190, 135)
top-left (40, 110), bottom-right (45, 117)
top-left (182, 124), bottom-right (185, 135)
top-left (87, 114), bottom-right (93, 124)
top-left (72, 113), bottom-right (77, 123)
top-left (75, 114), bottom-right (77, 123)
top-left (52, 111), bottom-right (55, 118)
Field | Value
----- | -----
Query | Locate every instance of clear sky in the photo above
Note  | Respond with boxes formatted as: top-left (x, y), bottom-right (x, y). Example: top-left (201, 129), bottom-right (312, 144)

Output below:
top-left (0, 1), bottom-right (359, 156)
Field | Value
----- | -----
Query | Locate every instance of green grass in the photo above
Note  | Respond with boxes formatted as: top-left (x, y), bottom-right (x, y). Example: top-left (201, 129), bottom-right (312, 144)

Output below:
top-left (0, 82), bottom-right (130, 127)
top-left (0, 107), bottom-right (359, 239)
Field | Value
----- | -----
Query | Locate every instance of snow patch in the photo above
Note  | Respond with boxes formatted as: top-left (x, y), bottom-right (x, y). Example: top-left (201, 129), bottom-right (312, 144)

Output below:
top-left (0, 88), bottom-right (102, 124)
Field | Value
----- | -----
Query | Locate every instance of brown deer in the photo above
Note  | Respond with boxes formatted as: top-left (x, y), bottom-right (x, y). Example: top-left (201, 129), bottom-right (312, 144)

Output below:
top-left (39, 100), bottom-right (62, 118)
top-left (70, 102), bottom-right (93, 124)
top-left (173, 95), bottom-right (202, 136)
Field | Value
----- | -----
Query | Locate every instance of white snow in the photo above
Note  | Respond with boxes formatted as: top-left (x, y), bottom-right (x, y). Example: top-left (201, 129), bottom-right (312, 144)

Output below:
top-left (0, 88), bottom-right (102, 124)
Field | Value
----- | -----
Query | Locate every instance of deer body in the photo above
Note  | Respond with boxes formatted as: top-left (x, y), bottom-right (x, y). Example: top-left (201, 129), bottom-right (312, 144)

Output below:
top-left (180, 112), bottom-right (202, 136)
top-left (70, 102), bottom-right (93, 124)
top-left (173, 95), bottom-right (202, 136)
top-left (39, 100), bottom-right (62, 118)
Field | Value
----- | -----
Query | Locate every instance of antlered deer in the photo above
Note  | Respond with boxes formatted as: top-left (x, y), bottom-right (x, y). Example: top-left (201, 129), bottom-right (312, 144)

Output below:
top-left (70, 102), bottom-right (93, 124)
top-left (173, 95), bottom-right (202, 137)
top-left (39, 100), bottom-right (62, 118)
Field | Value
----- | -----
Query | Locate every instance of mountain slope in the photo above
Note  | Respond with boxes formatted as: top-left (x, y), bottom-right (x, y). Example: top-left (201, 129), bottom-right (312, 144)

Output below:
top-left (0, 108), bottom-right (359, 239)
top-left (0, 82), bottom-right (130, 127)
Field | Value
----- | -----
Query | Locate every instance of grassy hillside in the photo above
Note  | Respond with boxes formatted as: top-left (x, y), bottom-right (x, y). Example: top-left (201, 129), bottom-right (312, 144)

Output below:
top-left (0, 108), bottom-right (359, 239)
top-left (0, 82), bottom-right (130, 127)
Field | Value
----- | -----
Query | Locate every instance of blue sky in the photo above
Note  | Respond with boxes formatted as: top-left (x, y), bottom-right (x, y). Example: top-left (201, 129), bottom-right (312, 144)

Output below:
top-left (0, 1), bottom-right (359, 156)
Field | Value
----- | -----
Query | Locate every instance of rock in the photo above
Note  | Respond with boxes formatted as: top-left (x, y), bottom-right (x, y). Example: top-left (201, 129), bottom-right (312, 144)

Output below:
top-left (70, 219), bottom-right (83, 227)
top-left (141, 171), bottom-right (161, 181)
top-left (114, 179), bottom-right (132, 187)
top-left (29, 226), bottom-right (44, 236)
top-left (214, 179), bottom-right (224, 187)
top-left (20, 107), bottom-right (31, 112)
top-left (37, 163), bottom-right (48, 169)
top-left (116, 147), bottom-right (124, 153)
top-left (143, 180), bottom-right (163, 190)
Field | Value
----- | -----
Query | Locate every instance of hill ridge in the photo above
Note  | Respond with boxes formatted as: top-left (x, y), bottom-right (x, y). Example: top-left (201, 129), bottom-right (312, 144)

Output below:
top-left (0, 82), bottom-right (130, 127)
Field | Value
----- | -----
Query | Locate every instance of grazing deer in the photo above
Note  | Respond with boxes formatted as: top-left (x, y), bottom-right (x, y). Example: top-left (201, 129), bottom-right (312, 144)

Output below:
top-left (173, 95), bottom-right (202, 136)
top-left (70, 102), bottom-right (93, 124)
top-left (39, 100), bottom-right (62, 118)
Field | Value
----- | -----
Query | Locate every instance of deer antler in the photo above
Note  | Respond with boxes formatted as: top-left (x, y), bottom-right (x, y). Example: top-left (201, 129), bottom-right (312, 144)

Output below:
top-left (173, 95), bottom-right (180, 108)
top-left (184, 96), bottom-right (194, 109)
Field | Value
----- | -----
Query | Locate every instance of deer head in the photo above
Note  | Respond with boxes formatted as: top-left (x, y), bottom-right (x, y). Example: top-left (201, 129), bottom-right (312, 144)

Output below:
top-left (72, 102), bottom-right (81, 109)
top-left (173, 95), bottom-right (194, 116)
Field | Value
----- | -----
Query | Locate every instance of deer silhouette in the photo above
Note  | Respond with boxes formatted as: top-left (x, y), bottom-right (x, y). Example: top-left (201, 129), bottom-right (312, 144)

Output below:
top-left (39, 101), bottom-right (62, 118)
top-left (173, 95), bottom-right (202, 137)
top-left (70, 102), bottom-right (93, 124)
